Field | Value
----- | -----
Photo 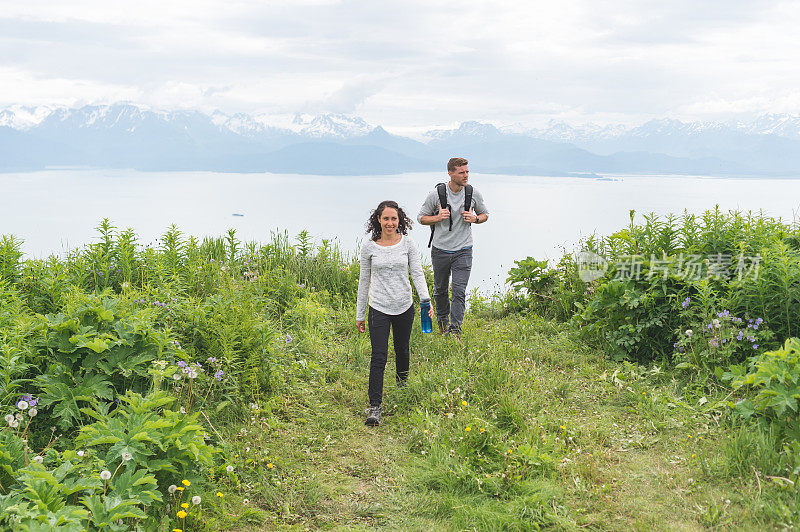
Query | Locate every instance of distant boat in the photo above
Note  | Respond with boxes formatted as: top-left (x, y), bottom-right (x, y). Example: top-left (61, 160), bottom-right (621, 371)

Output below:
top-left (232, 213), bottom-right (245, 217)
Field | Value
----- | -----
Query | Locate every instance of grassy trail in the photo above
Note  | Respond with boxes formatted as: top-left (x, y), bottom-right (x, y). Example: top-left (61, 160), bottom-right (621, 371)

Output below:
top-left (229, 315), bottom-right (765, 531)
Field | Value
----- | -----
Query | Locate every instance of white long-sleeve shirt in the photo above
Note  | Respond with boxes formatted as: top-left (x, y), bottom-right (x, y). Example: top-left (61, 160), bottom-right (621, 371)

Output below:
top-left (355, 235), bottom-right (430, 321)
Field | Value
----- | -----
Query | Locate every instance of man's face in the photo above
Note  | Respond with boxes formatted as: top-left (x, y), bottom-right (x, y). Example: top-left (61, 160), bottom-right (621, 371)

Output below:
top-left (448, 165), bottom-right (469, 187)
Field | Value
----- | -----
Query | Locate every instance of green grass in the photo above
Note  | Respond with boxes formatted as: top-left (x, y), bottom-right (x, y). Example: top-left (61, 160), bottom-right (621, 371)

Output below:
top-left (215, 310), bottom-right (795, 530)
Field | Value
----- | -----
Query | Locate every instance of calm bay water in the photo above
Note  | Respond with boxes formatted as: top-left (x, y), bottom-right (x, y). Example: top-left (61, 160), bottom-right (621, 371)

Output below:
top-left (2, 169), bottom-right (800, 292)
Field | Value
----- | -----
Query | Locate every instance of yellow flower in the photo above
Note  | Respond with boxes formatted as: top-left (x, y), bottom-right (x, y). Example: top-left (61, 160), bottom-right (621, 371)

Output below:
top-left (181, 503), bottom-right (189, 509)
top-left (424, 430), bottom-right (429, 434)
top-left (507, 449), bottom-right (512, 454)
top-left (176, 487), bottom-right (184, 491)
top-left (461, 400), bottom-right (468, 406)
top-left (182, 479), bottom-right (191, 486)
top-left (173, 529), bottom-right (183, 532)
top-left (692, 454), bottom-right (697, 458)
top-left (216, 492), bottom-right (223, 497)
top-left (465, 426), bottom-right (471, 432)
top-left (267, 463), bottom-right (274, 469)
top-left (560, 425), bottom-right (565, 430)
top-left (177, 510), bottom-right (187, 519)
top-left (479, 428), bottom-right (485, 433)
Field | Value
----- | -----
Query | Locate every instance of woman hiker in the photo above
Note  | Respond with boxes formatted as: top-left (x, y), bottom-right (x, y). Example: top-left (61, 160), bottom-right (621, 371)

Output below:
top-left (356, 200), bottom-right (434, 426)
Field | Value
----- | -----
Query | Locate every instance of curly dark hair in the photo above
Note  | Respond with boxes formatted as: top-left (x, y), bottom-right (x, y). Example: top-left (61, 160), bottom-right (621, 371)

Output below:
top-left (366, 200), bottom-right (413, 241)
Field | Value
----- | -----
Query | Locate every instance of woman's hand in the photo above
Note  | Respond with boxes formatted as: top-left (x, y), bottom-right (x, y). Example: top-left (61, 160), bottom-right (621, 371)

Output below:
top-left (428, 305), bottom-right (435, 320)
top-left (356, 320), bottom-right (365, 333)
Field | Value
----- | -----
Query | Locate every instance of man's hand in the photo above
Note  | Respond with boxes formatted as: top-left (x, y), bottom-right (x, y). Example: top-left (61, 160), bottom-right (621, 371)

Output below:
top-left (356, 320), bottom-right (365, 333)
top-left (437, 206), bottom-right (450, 222)
top-left (462, 211), bottom-right (478, 223)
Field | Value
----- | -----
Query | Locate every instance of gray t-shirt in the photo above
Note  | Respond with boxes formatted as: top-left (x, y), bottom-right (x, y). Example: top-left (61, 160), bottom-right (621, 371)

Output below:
top-left (417, 185), bottom-right (489, 251)
top-left (355, 235), bottom-right (431, 321)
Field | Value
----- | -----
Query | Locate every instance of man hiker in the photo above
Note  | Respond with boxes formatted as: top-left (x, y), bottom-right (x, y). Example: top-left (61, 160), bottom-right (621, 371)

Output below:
top-left (418, 157), bottom-right (489, 335)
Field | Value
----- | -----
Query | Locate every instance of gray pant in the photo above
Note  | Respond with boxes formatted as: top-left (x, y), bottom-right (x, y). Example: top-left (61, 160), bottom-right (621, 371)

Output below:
top-left (431, 246), bottom-right (473, 332)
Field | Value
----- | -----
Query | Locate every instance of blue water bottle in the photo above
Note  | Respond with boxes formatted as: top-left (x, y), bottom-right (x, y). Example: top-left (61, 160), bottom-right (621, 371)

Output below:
top-left (420, 299), bottom-right (432, 333)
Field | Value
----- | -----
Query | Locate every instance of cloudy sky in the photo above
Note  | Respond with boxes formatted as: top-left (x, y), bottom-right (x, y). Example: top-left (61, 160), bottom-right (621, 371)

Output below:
top-left (1, 0), bottom-right (799, 128)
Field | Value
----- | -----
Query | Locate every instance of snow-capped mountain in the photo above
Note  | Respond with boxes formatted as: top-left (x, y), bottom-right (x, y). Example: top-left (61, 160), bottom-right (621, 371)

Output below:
top-left (2, 102), bottom-right (800, 175)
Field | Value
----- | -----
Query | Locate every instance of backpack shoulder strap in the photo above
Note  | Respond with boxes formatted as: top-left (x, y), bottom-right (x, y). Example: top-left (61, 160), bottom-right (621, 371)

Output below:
top-left (436, 183), bottom-right (448, 208)
top-left (464, 184), bottom-right (473, 212)
top-left (428, 183), bottom-right (451, 248)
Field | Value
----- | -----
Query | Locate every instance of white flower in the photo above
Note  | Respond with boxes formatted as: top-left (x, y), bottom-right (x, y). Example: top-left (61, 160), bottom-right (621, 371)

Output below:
top-left (9, 420), bottom-right (18, 428)
top-left (16, 400), bottom-right (28, 410)
top-left (121, 282), bottom-right (130, 290)
top-left (121, 452), bottom-right (133, 461)
top-left (187, 369), bottom-right (198, 379)
top-left (15, 413), bottom-right (22, 421)
top-left (100, 470), bottom-right (112, 480)
top-left (32, 456), bottom-right (43, 464)
top-left (180, 407), bottom-right (186, 414)
top-left (226, 465), bottom-right (234, 472)
top-left (446, 412), bottom-right (454, 419)
top-left (242, 498), bottom-right (249, 505)
top-left (172, 373), bottom-right (182, 381)
top-left (28, 408), bottom-right (38, 417)
top-left (4, 414), bottom-right (13, 424)
top-left (712, 319), bottom-right (720, 328)
top-left (192, 495), bottom-right (201, 505)
top-left (685, 329), bottom-right (693, 337)
top-left (168, 484), bottom-right (177, 494)
top-left (77, 450), bottom-right (85, 457)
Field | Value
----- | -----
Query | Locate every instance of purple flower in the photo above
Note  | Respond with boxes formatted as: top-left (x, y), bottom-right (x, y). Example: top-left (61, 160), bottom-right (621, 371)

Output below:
top-left (753, 344), bottom-right (759, 349)
top-left (285, 334), bottom-right (292, 344)
top-left (214, 370), bottom-right (224, 381)
top-left (682, 297), bottom-right (691, 308)
top-left (177, 361), bottom-right (187, 368)
top-left (753, 324), bottom-right (759, 330)
top-left (207, 357), bottom-right (217, 363)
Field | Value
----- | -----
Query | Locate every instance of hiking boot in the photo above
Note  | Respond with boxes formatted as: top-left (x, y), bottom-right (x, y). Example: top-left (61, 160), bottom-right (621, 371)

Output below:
top-left (437, 321), bottom-right (449, 335)
top-left (365, 405), bottom-right (382, 426)
top-left (447, 325), bottom-right (461, 340)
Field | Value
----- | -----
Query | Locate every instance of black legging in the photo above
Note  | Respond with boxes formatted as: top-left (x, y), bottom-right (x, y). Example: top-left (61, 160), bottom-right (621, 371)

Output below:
top-left (367, 304), bottom-right (414, 406)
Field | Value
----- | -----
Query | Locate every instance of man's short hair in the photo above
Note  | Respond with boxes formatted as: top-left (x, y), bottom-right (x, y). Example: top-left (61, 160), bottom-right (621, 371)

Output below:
top-left (447, 157), bottom-right (468, 173)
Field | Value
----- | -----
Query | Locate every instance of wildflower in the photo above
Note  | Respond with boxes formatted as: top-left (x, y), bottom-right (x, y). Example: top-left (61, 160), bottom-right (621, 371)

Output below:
top-left (461, 400), bottom-right (468, 406)
top-left (216, 492), bottom-right (223, 497)
top-left (753, 324), bottom-right (759, 330)
top-left (192, 496), bottom-right (201, 505)
top-left (172, 373), bottom-right (181, 381)
top-left (176, 487), bottom-right (184, 491)
top-left (685, 329), bottom-right (692, 338)
top-left (446, 412), bottom-right (454, 419)
top-left (16, 400), bottom-right (28, 410)
top-left (465, 426), bottom-right (471, 432)
top-left (4, 414), bottom-right (13, 424)
top-left (285, 334), bottom-right (292, 343)
top-left (121, 452), bottom-right (133, 461)
top-left (32, 456), bottom-right (43, 464)
top-left (182, 479), bottom-right (191, 486)
top-left (168, 484), bottom-right (177, 494)
top-left (207, 357), bottom-right (217, 363)
top-left (243, 498), bottom-right (249, 505)
top-left (479, 428), bottom-right (485, 433)
top-left (187, 369), bottom-right (198, 379)
top-left (177, 361), bottom-right (187, 368)
top-left (226, 465), bottom-right (234, 472)
top-left (267, 463), bottom-right (274, 469)
top-left (177, 510), bottom-right (187, 519)
top-left (181, 503), bottom-right (189, 509)
top-left (560, 425), bottom-right (566, 430)
top-left (424, 429), bottom-right (429, 434)
top-left (9, 419), bottom-right (18, 428)
top-left (100, 470), bottom-right (112, 480)
top-left (712, 319), bottom-right (720, 328)
top-left (214, 370), bottom-right (224, 381)
top-left (173, 529), bottom-right (182, 532)
top-left (77, 450), bottom-right (85, 457)
top-left (753, 344), bottom-right (759, 349)
top-left (682, 297), bottom-right (691, 308)
top-left (180, 407), bottom-right (186, 414)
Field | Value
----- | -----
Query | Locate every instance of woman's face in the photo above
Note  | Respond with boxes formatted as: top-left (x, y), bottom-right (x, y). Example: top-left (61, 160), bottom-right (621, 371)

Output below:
top-left (379, 207), bottom-right (399, 235)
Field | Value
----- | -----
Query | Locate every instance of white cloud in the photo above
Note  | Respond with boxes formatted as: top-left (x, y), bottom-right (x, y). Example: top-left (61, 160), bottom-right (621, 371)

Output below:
top-left (0, 0), bottom-right (798, 126)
